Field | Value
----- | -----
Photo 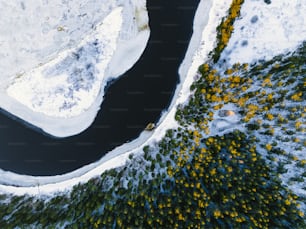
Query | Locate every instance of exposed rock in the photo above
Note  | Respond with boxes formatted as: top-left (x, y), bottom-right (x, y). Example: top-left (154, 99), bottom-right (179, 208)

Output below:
top-left (145, 123), bottom-right (155, 131)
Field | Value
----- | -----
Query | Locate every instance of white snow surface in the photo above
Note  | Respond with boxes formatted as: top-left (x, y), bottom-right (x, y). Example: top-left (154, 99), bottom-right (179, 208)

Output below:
top-left (221, 0), bottom-right (306, 65)
top-left (7, 8), bottom-right (123, 118)
top-left (0, 0), bottom-right (150, 137)
top-left (0, 0), bottom-right (233, 195)
top-left (0, 0), bottom-right (118, 81)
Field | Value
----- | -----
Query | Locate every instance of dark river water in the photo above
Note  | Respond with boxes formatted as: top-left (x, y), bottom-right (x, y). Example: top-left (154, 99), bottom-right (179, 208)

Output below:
top-left (0, 0), bottom-right (200, 176)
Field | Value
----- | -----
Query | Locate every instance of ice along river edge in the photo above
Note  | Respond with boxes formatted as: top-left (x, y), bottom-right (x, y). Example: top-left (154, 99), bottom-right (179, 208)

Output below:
top-left (0, 0), bottom-right (233, 195)
top-left (1, 0), bottom-right (150, 138)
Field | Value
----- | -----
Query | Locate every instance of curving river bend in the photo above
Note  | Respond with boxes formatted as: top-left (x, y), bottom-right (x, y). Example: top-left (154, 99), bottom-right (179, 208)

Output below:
top-left (0, 0), bottom-right (199, 176)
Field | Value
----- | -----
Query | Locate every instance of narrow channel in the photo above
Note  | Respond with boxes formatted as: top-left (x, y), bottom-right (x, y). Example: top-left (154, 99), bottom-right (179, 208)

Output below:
top-left (0, 0), bottom-right (200, 175)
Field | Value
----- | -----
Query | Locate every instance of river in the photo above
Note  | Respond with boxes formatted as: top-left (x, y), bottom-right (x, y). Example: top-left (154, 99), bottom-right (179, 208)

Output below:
top-left (0, 0), bottom-right (200, 175)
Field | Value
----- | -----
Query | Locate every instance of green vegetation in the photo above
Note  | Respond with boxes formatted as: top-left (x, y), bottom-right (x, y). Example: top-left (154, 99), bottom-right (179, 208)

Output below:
top-left (0, 130), bottom-right (304, 228)
top-left (176, 41), bottom-right (306, 190)
top-left (212, 0), bottom-right (244, 62)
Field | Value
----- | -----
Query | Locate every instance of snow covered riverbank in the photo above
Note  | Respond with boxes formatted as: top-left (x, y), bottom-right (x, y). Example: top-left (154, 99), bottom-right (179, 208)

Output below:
top-left (0, 0), bottom-right (233, 195)
top-left (0, 0), bottom-right (149, 137)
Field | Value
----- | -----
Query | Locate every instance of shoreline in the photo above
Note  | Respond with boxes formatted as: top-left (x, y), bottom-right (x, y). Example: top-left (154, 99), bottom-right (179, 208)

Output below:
top-left (0, 0), bottom-right (149, 138)
top-left (0, 0), bottom-right (233, 195)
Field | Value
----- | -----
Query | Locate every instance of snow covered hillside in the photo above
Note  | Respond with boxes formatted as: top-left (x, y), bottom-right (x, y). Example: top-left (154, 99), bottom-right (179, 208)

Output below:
top-left (0, 0), bottom-right (149, 137)
top-left (217, 0), bottom-right (306, 200)
top-left (220, 0), bottom-right (306, 65)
